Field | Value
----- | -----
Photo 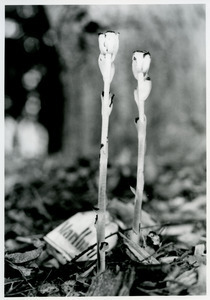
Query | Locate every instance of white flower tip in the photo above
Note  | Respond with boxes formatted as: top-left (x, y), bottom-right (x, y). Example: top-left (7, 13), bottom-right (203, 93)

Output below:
top-left (98, 31), bottom-right (119, 61)
top-left (132, 50), bottom-right (151, 79)
top-left (132, 50), bottom-right (151, 60)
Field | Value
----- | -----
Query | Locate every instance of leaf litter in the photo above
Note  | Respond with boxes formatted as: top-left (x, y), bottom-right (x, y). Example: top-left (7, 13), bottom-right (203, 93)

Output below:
top-left (4, 156), bottom-right (206, 296)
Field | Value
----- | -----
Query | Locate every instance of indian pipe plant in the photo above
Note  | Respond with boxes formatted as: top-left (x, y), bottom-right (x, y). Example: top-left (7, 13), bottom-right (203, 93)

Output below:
top-left (131, 51), bottom-right (152, 242)
top-left (96, 31), bottom-right (119, 274)
top-left (96, 31), bottom-right (152, 273)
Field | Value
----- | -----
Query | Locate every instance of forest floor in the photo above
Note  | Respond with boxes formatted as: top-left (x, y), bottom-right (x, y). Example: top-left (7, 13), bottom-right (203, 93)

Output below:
top-left (4, 154), bottom-right (206, 296)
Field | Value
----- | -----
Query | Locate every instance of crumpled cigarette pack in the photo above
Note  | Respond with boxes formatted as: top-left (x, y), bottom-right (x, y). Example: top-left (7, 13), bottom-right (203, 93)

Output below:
top-left (44, 211), bottom-right (118, 261)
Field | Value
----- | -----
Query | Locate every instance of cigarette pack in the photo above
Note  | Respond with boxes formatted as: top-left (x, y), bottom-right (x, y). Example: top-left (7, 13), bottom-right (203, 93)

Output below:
top-left (44, 211), bottom-right (118, 261)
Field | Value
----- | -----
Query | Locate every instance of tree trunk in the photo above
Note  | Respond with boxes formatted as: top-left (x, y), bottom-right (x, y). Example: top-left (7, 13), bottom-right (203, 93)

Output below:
top-left (45, 5), bottom-right (205, 168)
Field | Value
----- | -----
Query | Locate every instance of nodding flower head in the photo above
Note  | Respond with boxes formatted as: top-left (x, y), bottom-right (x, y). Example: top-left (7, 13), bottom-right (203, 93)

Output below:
top-left (98, 31), bottom-right (119, 61)
top-left (132, 50), bottom-right (151, 79)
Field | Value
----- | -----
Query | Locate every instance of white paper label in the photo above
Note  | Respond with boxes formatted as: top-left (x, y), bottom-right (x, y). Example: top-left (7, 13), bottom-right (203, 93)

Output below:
top-left (44, 211), bottom-right (118, 261)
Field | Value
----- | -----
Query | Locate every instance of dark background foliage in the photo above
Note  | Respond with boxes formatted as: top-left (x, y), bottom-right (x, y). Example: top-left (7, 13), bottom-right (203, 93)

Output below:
top-left (5, 5), bottom-right (64, 153)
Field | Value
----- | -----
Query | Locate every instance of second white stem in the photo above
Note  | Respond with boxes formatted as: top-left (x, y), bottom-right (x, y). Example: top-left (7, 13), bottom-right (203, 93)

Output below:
top-left (97, 53), bottom-right (112, 273)
top-left (132, 73), bottom-right (147, 237)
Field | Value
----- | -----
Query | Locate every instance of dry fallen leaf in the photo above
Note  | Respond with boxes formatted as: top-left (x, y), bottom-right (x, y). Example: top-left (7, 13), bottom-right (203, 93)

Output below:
top-left (189, 264), bottom-right (206, 295)
top-left (5, 247), bottom-right (43, 264)
top-left (61, 280), bottom-right (76, 295)
top-left (38, 282), bottom-right (59, 295)
top-left (166, 268), bottom-right (197, 295)
top-left (107, 198), bottom-right (156, 229)
top-left (119, 232), bottom-right (159, 264)
top-left (6, 260), bottom-right (34, 277)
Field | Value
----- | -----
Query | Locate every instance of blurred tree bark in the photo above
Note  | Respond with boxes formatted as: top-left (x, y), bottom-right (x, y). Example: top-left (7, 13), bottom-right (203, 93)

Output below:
top-left (45, 5), bottom-right (205, 169)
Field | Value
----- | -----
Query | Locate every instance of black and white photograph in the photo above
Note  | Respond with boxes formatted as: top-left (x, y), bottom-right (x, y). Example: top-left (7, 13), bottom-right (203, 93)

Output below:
top-left (2, 0), bottom-right (207, 297)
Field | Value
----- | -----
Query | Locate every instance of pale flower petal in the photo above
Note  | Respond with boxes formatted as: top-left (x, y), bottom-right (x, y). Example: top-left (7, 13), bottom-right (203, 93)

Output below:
top-left (138, 77), bottom-right (152, 101)
top-left (98, 53), bottom-right (106, 77)
top-left (132, 51), bottom-right (151, 79)
top-left (98, 33), bottom-right (106, 54)
top-left (98, 53), bottom-right (115, 83)
top-left (98, 31), bottom-right (119, 61)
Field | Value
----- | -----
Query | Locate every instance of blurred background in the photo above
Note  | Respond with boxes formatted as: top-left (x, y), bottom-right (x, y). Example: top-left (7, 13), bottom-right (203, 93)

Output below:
top-left (5, 4), bottom-right (206, 165)
top-left (4, 5), bottom-right (206, 239)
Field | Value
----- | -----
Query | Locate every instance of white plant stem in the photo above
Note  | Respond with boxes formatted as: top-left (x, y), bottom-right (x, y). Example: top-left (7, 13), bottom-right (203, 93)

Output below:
top-left (97, 53), bottom-right (112, 274)
top-left (132, 73), bottom-right (147, 240)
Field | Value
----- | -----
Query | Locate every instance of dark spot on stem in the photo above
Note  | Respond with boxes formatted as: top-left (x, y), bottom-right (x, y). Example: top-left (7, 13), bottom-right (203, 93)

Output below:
top-left (94, 215), bottom-right (98, 225)
top-left (100, 144), bottom-right (104, 149)
top-left (109, 94), bottom-right (114, 107)
top-left (100, 242), bottom-right (108, 250)
top-left (135, 117), bottom-right (139, 123)
top-left (101, 91), bottom-right (104, 97)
